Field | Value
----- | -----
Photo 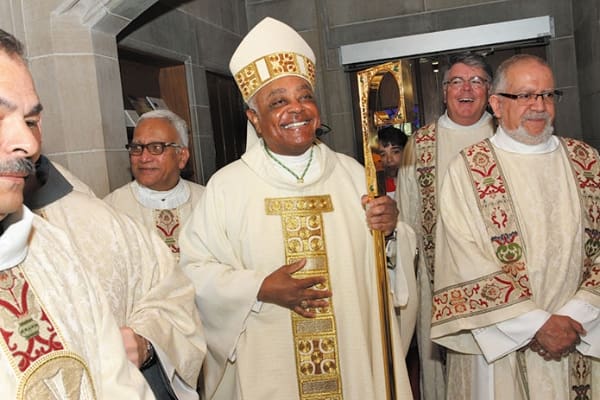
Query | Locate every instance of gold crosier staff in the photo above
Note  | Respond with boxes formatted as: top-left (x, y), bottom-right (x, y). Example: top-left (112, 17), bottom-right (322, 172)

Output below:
top-left (357, 66), bottom-right (398, 400)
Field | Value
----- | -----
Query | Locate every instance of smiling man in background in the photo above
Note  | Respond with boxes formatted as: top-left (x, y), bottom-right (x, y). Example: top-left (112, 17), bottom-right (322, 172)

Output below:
top-left (105, 109), bottom-right (204, 259)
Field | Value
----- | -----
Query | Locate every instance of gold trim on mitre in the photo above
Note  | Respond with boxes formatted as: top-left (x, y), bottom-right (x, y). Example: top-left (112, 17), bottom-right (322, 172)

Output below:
top-left (234, 51), bottom-right (316, 102)
top-left (229, 17), bottom-right (317, 103)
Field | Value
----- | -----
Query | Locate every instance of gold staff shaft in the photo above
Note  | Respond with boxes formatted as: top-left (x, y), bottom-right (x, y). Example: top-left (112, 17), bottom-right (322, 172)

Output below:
top-left (363, 142), bottom-right (396, 400)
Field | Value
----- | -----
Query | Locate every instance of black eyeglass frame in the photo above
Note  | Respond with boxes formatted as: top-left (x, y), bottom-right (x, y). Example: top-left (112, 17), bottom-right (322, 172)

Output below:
top-left (495, 90), bottom-right (563, 104)
top-left (125, 142), bottom-right (183, 156)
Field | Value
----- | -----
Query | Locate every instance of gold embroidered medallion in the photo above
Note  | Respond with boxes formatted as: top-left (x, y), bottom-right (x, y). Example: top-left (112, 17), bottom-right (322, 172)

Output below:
top-left (265, 195), bottom-right (343, 400)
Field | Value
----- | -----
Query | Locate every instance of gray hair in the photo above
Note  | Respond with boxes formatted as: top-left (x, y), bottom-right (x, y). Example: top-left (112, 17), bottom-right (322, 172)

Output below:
top-left (442, 53), bottom-right (493, 83)
top-left (137, 109), bottom-right (189, 147)
top-left (491, 54), bottom-right (551, 94)
top-left (0, 29), bottom-right (25, 61)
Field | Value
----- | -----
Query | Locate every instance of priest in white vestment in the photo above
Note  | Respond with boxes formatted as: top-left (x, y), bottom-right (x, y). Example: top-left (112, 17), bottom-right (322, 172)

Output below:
top-left (0, 30), bottom-right (153, 399)
top-left (25, 156), bottom-right (206, 400)
top-left (104, 109), bottom-right (205, 260)
top-left (397, 53), bottom-right (495, 400)
top-left (180, 17), bottom-right (415, 400)
top-left (432, 54), bottom-right (600, 400)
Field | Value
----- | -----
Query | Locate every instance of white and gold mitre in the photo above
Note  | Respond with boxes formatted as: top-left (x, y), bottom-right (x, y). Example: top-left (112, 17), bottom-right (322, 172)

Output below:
top-left (229, 17), bottom-right (316, 103)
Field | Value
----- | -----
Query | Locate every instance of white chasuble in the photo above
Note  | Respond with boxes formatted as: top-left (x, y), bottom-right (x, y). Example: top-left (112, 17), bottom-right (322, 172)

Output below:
top-left (181, 141), bottom-right (413, 400)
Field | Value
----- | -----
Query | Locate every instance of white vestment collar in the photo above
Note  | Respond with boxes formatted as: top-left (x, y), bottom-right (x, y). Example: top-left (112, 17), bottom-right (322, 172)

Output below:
top-left (132, 179), bottom-right (190, 210)
top-left (490, 126), bottom-right (559, 154)
top-left (438, 111), bottom-right (492, 130)
top-left (261, 139), bottom-right (322, 184)
top-left (0, 206), bottom-right (33, 271)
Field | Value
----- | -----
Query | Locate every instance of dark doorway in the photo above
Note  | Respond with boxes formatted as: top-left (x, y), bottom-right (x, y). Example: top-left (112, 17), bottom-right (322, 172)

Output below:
top-left (207, 71), bottom-right (247, 170)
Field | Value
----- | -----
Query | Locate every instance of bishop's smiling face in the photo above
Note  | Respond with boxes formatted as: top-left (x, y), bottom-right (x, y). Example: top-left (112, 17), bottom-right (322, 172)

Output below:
top-left (443, 62), bottom-right (490, 126)
top-left (246, 75), bottom-right (320, 156)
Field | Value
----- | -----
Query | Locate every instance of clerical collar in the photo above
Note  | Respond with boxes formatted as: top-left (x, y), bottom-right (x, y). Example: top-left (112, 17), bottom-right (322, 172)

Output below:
top-left (490, 126), bottom-right (559, 154)
top-left (438, 111), bottom-right (492, 130)
top-left (132, 179), bottom-right (190, 210)
top-left (0, 206), bottom-right (33, 272)
top-left (263, 140), bottom-right (321, 184)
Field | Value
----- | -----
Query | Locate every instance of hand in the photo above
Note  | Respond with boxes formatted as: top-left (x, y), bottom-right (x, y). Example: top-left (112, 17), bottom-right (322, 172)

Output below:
top-left (120, 327), bottom-right (149, 368)
top-left (532, 315), bottom-right (585, 361)
top-left (361, 195), bottom-right (399, 236)
top-left (257, 259), bottom-right (332, 318)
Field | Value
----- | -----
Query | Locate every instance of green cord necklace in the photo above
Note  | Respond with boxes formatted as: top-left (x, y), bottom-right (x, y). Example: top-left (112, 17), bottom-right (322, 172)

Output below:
top-left (264, 144), bottom-right (314, 184)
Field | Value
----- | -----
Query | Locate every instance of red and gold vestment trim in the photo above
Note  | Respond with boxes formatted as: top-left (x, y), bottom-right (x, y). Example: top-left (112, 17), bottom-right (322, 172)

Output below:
top-left (414, 123), bottom-right (438, 285)
top-left (432, 138), bottom-right (598, 399)
top-left (153, 208), bottom-right (182, 260)
top-left (0, 265), bottom-right (97, 399)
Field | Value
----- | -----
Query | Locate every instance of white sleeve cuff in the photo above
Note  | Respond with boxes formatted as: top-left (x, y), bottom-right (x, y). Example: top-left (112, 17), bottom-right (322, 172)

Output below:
top-left (472, 309), bottom-right (551, 362)
top-left (251, 300), bottom-right (264, 313)
top-left (556, 299), bottom-right (600, 357)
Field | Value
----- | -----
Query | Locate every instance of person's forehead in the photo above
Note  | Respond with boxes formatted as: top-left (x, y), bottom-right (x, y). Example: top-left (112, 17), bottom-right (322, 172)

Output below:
top-left (447, 62), bottom-right (486, 77)
top-left (381, 143), bottom-right (402, 149)
top-left (505, 61), bottom-right (554, 89)
top-left (0, 52), bottom-right (39, 111)
top-left (133, 118), bottom-right (178, 141)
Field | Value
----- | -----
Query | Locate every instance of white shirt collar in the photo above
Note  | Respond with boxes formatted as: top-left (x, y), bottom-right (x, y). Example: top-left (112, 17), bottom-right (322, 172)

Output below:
top-left (490, 126), bottom-right (559, 154)
top-left (132, 179), bottom-right (190, 210)
top-left (0, 206), bottom-right (33, 271)
top-left (262, 140), bottom-right (321, 184)
top-left (438, 111), bottom-right (492, 130)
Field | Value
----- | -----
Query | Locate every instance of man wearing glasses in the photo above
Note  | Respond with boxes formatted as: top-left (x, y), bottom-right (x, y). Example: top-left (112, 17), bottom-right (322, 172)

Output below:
top-left (432, 54), bottom-right (600, 399)
top-left (397, 53), bottom-right (495, 400)
top-left (105, 109), bottom-right (205, 260)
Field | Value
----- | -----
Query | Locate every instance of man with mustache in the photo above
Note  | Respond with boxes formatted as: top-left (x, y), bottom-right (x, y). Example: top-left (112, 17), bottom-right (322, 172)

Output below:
top-left (431, 54), bottom-right (600, 399)
top-left (397, 53), bottom-right (495, 400)
top-left (0, 29), bottom-right (154, 398)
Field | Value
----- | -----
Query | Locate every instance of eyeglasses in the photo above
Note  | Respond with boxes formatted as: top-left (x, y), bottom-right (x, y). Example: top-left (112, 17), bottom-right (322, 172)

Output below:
top-left (496, 90), bottom-right (563, 105)
top-left (125, 142), bottom-right (183, 156)
top-left (443, 76), bottom-right (488, 89)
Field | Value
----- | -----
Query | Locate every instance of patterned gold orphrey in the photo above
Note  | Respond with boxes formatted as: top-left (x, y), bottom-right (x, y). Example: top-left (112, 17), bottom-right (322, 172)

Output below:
top-left (265, 195), bottom-right (343, 400)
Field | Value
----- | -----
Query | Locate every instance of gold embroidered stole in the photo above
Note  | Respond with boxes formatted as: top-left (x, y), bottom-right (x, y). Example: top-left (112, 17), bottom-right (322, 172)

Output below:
top-left (414, 123), bottom-right (438, 284)
top-left (433, 138), bottom-right (598, 399)
top-left (265, 195), bottom-right (343, 400)
top-left (153, 209), bottom-right (182, 259)
top-left (0, 266), bottom-right (96, 399)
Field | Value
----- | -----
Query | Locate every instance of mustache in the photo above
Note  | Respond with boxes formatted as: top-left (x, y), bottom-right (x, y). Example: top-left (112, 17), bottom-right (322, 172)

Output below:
top-left (0, 158), bottom-right (35, 176)
top-left (522, 111), bottom-right (551, 121)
